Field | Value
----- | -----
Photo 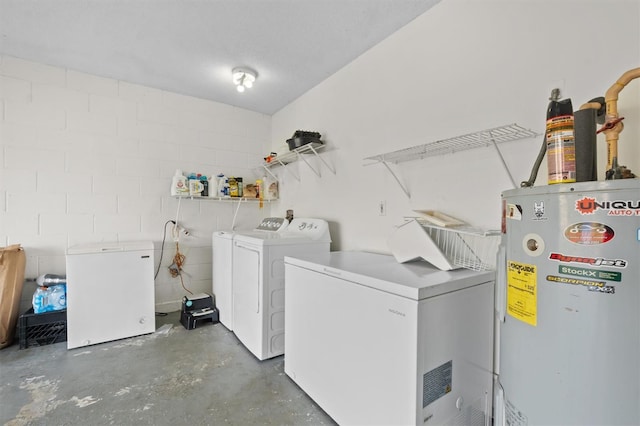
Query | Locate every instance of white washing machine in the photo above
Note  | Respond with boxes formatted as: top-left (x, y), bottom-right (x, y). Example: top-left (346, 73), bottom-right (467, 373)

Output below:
top-left (232, 218), bottom-right (331, 360)
top-left (212, 217), bottom-right (289, 331)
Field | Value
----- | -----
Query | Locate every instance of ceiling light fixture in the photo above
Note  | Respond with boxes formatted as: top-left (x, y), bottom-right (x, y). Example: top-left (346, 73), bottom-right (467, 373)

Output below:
top-left (232, 67), bottom-right (257, 93)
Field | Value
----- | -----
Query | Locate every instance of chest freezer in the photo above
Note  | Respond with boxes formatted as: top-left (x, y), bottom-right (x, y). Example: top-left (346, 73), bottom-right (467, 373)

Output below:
top-left (66, 241), bottom-right (155, 349)
top-left (284, 251), bottom-right (495, 426)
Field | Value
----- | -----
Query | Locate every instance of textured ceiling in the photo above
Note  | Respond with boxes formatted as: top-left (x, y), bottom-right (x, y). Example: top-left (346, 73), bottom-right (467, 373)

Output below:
top-left (0, 0), bottom-right (441, 115)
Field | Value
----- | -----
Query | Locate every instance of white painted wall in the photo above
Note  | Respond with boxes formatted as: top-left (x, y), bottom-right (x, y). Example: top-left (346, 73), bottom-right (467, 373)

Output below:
top-left (1, 0), bottom-right (638, 314)
top-left (0, 55), bottom-right (271, 312)
top-left (271, 0), bottom-right (640, 254)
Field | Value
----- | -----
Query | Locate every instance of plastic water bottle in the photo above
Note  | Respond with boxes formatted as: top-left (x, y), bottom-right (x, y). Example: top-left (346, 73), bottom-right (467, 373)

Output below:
top-left (36, 274), bottom-right (66, 286)
top-left (32, 286), bottom-right (49, 313)
top-left (49, 284), bottom-right (67, 311)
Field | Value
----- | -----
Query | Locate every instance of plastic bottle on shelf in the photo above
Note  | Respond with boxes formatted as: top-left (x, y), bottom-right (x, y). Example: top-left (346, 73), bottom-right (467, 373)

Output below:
top-left (228, 176), bottom-right (238, 197)
top-left (199, 174), bottom-right (209, 197)
top-left (237, 177), bottom-right (243, 197)
top-left (208, 174), bottom-right (217, 197)
top-left (217, 174), bottom-right (226, 197)
top-left (263, 175), bottom-right (278, 200)
top-left (171, 169), bottom-right (188, 196)
top-left (260, 176), bottom-right (268, 200)
top-left (223, 178), bottom-right (230, 197)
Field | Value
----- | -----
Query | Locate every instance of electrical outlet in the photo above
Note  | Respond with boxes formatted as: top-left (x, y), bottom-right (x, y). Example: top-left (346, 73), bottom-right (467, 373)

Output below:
top-left (172, 223), bottom-right (190, 242)
top-left (379, 200), bottom-right (386, 216)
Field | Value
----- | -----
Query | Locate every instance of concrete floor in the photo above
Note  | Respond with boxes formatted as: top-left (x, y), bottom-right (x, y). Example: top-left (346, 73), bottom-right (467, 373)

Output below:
top-left (0, 312), bottom-right (336, 426)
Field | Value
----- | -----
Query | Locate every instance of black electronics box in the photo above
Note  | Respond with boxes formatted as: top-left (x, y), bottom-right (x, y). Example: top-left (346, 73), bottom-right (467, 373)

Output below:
top-left (180, 293), bottom-right (219, 330)
top-left (182, 293), bottom-right (214, 312)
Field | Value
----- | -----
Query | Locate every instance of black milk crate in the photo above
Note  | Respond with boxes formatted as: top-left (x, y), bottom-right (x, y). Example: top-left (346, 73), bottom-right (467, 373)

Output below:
top-left (19, 308), bottom-right (67, 349)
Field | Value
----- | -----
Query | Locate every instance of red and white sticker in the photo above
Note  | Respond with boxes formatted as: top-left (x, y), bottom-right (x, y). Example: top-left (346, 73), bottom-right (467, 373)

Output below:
top-left (575, 196), bottom-right (640, 216)
top-left (564, 222), bottom-right (614, 245)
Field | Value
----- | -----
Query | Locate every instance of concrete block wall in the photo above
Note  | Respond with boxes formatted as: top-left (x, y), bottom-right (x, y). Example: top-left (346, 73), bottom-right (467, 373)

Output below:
top-left (0, 55), bottom-right (271, 313)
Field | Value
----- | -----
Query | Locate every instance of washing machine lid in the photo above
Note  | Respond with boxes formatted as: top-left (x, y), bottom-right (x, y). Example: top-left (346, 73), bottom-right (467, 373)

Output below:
top-left (235, 218), bottom-right (331, 246)
top-left (213, 230), bottom-right (239, 239)
top-left (285, 251), bottom-right (493, 301)
top-left (213, 217), bottom-right (288, 240)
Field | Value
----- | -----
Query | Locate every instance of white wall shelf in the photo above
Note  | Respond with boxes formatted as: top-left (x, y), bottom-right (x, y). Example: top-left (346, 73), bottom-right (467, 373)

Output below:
top-left (174, 196), bottom-right (277, 203)
top-left (262, 142), bottom-right (335, 182)
top-left (363, 123), bottom-right (539, 197)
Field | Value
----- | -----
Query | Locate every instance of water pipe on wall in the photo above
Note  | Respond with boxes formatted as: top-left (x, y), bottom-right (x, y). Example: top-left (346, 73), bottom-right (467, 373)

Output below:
top-left (599, 67), bottom-right (640, 179)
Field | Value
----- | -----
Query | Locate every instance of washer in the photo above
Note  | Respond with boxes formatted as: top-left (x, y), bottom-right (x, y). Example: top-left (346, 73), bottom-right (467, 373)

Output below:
top-left (232, 218), bottom-right (331, 360)
top-left (212, 217), bottom-right (289, 330)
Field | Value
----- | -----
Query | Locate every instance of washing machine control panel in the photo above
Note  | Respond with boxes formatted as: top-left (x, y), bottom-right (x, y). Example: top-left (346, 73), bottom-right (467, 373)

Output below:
top-left (287, 218), bottom-right (330, 241)
top-left (255, 217), bottom-right (289, 232)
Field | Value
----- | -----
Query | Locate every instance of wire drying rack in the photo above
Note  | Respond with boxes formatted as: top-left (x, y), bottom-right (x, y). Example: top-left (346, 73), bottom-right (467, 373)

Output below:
top-left (414, 218), bottom-right (501, 272)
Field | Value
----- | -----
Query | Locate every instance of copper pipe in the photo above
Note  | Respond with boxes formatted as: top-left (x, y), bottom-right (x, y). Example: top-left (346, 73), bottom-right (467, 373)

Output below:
top-left (601, 67), bottom-right (640, 177)
top-left (579, 101), bottom-right (603, 110)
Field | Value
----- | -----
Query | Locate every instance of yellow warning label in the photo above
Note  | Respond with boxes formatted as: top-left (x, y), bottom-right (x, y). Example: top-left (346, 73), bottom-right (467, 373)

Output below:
top-left (507, 260), bottom-right (537, 326)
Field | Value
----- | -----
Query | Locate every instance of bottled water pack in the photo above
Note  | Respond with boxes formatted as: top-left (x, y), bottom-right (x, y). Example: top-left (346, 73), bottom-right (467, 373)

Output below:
top-left (32, 284), bottom-right (67, 314)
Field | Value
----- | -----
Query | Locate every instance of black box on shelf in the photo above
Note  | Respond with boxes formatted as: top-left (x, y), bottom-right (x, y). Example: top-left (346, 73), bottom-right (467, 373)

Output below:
top-left (18, 308), bottom-right (67, 349)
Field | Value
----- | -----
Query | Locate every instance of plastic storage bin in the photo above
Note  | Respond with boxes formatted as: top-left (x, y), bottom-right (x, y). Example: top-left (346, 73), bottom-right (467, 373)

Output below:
top-left (19, 308), bottom-right (67, 349)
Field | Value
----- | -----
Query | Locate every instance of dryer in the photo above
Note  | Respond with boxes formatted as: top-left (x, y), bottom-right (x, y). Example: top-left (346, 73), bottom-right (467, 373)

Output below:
top-left (232, 218), bottom-right (331, 360)
top-left (212, 217), bottom-right (288, 330)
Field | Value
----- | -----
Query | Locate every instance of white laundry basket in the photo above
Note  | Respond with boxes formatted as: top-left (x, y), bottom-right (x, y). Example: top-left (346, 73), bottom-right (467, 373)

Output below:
top-left (389, 218), bottom-right (500, 271)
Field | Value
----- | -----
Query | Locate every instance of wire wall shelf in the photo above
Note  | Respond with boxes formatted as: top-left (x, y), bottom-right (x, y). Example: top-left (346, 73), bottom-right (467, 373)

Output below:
top-left (364, 123), bottom-right (538, 165)
top-left (261, 142), bottom-right (335, 182)
top-left (363, 123), bottom-right (540, 197)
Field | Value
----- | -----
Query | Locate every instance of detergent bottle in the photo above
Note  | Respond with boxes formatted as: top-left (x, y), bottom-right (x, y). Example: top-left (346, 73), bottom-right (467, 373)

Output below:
top-left (171, 170), bottom-right (188, 196)
top-left (217, 173), bottom-right (226, 197)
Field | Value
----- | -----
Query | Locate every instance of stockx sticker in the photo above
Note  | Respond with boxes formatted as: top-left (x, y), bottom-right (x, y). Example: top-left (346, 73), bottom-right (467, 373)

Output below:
top-left (558, 265), bottom-right (622, 282)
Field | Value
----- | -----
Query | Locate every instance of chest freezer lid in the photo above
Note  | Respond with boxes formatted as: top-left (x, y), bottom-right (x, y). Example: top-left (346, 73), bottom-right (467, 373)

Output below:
top-left (67, 240), bottom-right (153, 255)
top-left (285, 251), bottom-right (493, 301)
